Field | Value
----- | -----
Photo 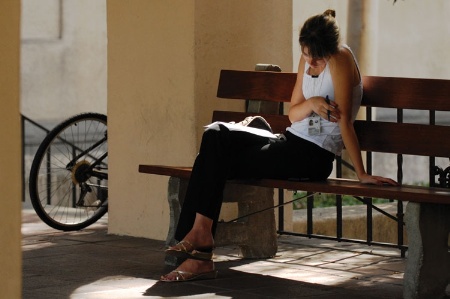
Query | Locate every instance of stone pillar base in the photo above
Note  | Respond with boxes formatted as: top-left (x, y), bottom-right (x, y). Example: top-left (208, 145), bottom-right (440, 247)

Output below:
top-left (404, 202), bottom-right (450, 299)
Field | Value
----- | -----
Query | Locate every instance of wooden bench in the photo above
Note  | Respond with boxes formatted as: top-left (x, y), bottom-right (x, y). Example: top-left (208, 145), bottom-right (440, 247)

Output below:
top-left (139, 68), bottom-right (450, 299)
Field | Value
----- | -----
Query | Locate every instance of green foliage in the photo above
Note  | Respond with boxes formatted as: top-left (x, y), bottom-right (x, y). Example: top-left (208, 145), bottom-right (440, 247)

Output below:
top-left (292, 191), bottom-right (391, 210)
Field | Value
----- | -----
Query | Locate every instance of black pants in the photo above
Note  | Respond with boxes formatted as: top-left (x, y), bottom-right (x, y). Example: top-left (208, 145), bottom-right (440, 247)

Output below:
top-left (174, 123), bottom-right (335, 241)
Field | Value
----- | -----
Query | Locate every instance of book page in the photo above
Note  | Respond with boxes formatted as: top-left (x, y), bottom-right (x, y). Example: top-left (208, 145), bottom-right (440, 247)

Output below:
top-left (204, 121), bottom-right (278, 138)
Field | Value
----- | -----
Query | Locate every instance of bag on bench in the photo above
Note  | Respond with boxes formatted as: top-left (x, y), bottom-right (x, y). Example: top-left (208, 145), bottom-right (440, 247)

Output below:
top-left (236, 116), bottom-right (273, 133)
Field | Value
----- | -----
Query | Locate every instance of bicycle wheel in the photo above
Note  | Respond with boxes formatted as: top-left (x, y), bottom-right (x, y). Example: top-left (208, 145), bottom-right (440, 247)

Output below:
top-left (29, 113), bottom-right (108, 231)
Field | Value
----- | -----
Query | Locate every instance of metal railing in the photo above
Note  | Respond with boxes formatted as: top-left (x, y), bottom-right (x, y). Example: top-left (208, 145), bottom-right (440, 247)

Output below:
top-left (276, 108), bottom-right (449, 257)
top-left (21, 115), bottom-right (52, 203)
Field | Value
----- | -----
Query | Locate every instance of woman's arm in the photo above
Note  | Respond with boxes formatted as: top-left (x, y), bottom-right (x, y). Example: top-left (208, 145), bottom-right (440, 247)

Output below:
top-left (330, 49), bottom-right (398, 186)
top-left (289, 55), bottom-right (340, 124)
top-left (288, 55), bottom-right (311, 123)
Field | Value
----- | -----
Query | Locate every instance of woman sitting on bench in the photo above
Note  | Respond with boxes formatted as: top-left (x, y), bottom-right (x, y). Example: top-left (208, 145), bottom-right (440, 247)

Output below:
top-left (160, 9), bottom-right (397, 282)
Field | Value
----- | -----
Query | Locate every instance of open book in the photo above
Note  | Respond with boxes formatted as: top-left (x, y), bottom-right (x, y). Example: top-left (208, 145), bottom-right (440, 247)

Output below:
top-left (204, 121), bottom-right (278, 139)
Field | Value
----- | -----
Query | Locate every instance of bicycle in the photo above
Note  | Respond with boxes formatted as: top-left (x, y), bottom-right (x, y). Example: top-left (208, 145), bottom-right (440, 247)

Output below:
top-left (29, 113), bottom-right (108, 231)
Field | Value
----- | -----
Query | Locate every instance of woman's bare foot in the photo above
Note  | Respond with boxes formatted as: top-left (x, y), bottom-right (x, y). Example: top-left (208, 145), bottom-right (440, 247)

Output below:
top-left (177, 227), bottom-right (214, 250)
top-left (169, 213), bottom-right (215, 252)
top-left (160, 259), bottom-right (215, 282)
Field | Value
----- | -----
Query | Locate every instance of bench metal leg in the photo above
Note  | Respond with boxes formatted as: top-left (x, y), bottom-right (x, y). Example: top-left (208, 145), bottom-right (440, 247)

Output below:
top-left (164, 177), bottom-right (278, 266)
top-left (404, 202), bottom-right (450, 299)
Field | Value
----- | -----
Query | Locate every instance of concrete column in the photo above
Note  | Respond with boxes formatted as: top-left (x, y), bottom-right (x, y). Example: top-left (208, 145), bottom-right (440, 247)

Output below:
top-left (107, 0), bottom-right (292, 239)
top-left (0, 0), bottom-right (22, 297)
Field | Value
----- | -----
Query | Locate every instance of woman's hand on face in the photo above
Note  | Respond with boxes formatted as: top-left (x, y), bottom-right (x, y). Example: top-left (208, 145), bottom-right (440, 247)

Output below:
top-left (310, 97), bottom-right (340, 122)
top-left (358, 173), bottom-right (399, 186)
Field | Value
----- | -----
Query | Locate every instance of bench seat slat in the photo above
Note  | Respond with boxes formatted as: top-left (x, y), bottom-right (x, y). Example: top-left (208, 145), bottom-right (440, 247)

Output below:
top-left (138, 165), bottom-right (450, 204)
top-left (138, 165), bottom-right (192, 179)
top-left (241, 178), bottom-right (450, 204)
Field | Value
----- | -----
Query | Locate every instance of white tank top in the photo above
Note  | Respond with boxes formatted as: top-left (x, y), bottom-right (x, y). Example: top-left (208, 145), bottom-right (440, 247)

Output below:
top-left (287, 45), bottom-right (363, 156)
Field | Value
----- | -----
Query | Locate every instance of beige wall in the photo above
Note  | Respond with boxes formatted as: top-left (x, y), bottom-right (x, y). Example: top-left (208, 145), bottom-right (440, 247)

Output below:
top-left (21, 0), bottom-right (107, 123)
top-left (0, 0), bottom-right (22, 298)
top-left (107, 0), bottom-right (292, 239)
top-left (364, 0), bottom-right (450, 79)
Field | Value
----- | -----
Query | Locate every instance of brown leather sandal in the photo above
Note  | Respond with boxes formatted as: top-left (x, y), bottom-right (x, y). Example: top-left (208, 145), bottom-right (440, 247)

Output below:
top-left (165, 240), bottom-right (213, 261)
top-left (160, 269), bottom-right (218, 282)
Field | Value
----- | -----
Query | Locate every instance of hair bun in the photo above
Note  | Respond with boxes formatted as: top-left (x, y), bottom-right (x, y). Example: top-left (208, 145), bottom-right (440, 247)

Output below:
top-left (323, 9), bottom-right (336, 18)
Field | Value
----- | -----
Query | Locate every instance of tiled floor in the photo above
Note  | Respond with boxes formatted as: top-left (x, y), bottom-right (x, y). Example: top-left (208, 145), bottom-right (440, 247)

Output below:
top-left (22, 206), bottom-right (412, 299)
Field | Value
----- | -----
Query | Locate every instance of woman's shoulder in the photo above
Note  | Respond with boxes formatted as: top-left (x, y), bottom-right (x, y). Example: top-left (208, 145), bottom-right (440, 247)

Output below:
top-left (328, 45), bottom-right (360, 85)
top-left (328, 46), bottom-right (358, 75)
top-left (330, 46), bottom-right (354, 66)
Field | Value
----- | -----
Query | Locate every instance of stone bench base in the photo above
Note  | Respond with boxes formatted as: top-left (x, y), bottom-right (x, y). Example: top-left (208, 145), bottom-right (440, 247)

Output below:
top-left (404, 202), bottom-right (450, 299)
top-left (165, 177), bottom-right (277, 266)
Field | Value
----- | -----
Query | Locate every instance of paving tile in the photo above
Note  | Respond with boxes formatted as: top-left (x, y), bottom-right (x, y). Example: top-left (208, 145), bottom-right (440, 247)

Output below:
top-left (23, 288), bottom-right (66, 299)
top-left (206, 290), bottom-right (278, 299)
top-left (194, 269), bottom-right (298, 291)
top-left (242, 283), bottom-right (332, 298)
top-left (318, 261), bottom-right (361, 271)
top-left (22, 207), bottom-right (413, 299)
top-left (350, 264), bottom-right (399, 276)
top-left (71, 288), bottom-right (148, 299)
top-left (288, 251), bottom-right (357, 266)
top-left (341, 280), bottom-right (403, 299)
top-left (334, 253), bottom-right (390, 267)
top-left (377, 259), bottom-right (406, 272)
top-left (142, 280), bottom-right (229, 297)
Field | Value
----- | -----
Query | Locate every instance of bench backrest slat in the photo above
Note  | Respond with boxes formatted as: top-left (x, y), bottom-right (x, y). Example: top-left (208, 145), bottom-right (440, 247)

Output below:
top-left (354, 121), bottom-right (450, 157)
top-left (362, 76), bottom-right (450, 110)
top-left (217, 70), bottom-right (450, 111)
top-left (217, 70), bottom-right (296, 102)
